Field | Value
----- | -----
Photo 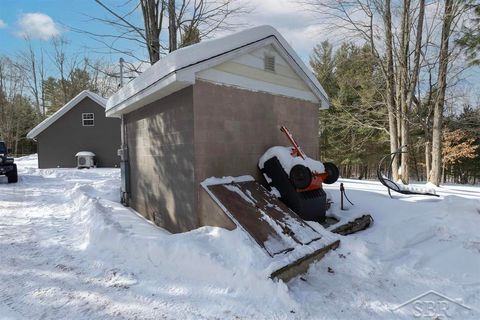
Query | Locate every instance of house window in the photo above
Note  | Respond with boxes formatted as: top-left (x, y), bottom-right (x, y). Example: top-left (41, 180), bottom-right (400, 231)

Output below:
top-left (264, 54), bottom-right (276, 73)
top-left (82, 113), bottom-right (95, 126)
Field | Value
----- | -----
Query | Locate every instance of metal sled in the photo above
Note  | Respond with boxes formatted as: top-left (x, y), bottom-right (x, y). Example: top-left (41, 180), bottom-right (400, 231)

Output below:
top-left (377, 148), bottom-right (439, 198)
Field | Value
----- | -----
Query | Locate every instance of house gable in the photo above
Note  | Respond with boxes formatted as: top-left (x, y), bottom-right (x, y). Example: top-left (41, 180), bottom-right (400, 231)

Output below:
top-left (27, 90), bottom-right (106, 139)
top-left (37, 97), bottom-right (106, 138)
top-left (197, 44), bottom-right (317, 102)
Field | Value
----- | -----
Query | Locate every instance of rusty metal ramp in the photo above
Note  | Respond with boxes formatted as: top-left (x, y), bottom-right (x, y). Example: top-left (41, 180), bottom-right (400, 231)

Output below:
top-left (202, 176), bottom-right (340, 281)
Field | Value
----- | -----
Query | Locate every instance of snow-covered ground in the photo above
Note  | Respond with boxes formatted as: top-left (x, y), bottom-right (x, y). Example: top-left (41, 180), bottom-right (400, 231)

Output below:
top-left (0, 155), bottom-right (479, 319)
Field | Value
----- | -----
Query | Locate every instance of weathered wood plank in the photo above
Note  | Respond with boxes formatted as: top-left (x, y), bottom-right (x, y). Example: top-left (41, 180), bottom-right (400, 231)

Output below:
top-left (331, 214), bottom-right (373, 236)
top-left (207, 183), bottom-right (294, 256)
top-left (235, 181), bottom-right (322, 245)
top-left (204, 179), bottom-right (341, 281)
top-left (270, 239), bottom-right (341, 282)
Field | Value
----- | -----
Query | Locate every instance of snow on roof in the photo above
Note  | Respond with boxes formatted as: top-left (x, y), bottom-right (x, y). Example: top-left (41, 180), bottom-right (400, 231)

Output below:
top-left (75, 151), bottom-right (96, 157)
top-left (27, 91), bottom-right (107, 139)
top-left (258, 146), bottom-right (325, 174)
top-left (106, 25), bottom-right (329, 117)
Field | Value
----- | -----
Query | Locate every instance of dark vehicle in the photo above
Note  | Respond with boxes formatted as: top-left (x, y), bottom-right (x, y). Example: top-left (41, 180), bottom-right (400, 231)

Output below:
top-left (0, 141), bottom-right (18, 183)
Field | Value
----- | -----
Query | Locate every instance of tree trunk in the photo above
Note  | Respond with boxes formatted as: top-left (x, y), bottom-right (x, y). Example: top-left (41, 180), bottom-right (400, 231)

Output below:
top-left (430, 0), bottom-right (454, 186)
top-left (383, 0), bottom-right (399, 181)
top-left (399, 0), bottom-right (411, 183)
top-left (141, 0), bottom-right (162, 64)
top-left (425, 140), bottom-right (431, 181)
top-left (27, 41), bottom-right (42, 115)
top-left (169, 0), bottom-right (177, 52)
top-left (412, 151), bottom-right (420, 181)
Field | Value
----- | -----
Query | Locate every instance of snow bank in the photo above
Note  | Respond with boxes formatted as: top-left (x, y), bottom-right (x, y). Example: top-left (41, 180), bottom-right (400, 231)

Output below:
top-left (258, 146), bottom-right (325, 174)
top-left (68, 185), bottom-right (301, 316)
top-left (2, 155), bottom-right (303, 319)
top-left (2, 155), bottom-right (479, 319)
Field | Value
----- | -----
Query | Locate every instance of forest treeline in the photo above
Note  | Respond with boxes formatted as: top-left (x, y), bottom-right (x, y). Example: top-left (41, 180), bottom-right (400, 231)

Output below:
top-left (311, 41), bottom-right (479, 184)
top-left (0, 0), bottom-right (479, 185)
top-left (307, 0), bottom-right (480, 185)
top-left (0, 38), bottom-right (118, 155)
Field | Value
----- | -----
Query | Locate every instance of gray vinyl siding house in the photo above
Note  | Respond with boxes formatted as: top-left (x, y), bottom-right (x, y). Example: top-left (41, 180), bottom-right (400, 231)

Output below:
top-left (27, 91), bottom-right (121, 168)
top-left (106, 26), bottom-right (330, 233)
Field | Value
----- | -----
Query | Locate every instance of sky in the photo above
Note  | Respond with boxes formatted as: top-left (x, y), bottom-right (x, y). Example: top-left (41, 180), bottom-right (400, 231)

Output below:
top-left (0, 0), bottom-right (478, 102)
top-left (0, 0), bottom-right (330, 63)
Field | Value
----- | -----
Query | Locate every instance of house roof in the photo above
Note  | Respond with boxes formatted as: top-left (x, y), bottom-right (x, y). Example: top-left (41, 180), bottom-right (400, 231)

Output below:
top-left (27, 90), bottom-right (107, 139)
top-left (106, 25), bottom-right (329, 117)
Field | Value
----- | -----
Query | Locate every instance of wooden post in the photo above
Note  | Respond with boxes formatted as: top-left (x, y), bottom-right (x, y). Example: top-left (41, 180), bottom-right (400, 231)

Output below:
top-left (340, 183), bottom-right (345, 210)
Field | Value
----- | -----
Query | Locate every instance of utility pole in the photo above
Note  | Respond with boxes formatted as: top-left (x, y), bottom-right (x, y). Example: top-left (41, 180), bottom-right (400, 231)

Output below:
top-left (118, 57), bottom-right (129, 206)
top-left (119, 57), bottom-right (125, 88)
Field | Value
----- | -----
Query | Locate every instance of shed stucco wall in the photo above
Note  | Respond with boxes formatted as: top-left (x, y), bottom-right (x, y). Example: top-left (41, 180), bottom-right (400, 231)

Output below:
top-left (193, 80), bottom-right (319, 228)
top-left (36, 97), bottom-right (121, 168)
top-left (123, 81), bottom-right (320, 233)
top-left (124, 87), bottom-right (196, 233)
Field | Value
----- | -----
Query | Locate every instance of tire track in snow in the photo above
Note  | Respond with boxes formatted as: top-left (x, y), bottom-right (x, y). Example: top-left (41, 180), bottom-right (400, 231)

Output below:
top-left (0, 168), bottom-right (165, 319)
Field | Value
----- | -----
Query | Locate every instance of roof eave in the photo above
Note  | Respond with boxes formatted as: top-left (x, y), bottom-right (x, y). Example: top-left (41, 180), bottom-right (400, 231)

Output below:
top-left (106, 72), bottom-right (193, 118)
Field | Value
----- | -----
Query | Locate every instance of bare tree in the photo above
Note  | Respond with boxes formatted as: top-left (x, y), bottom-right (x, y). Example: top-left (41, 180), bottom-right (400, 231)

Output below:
top-left (51, 37), bottom-right (71, 104)
top-left (15, 38), bottom-right (47, 116)
top-left (302, 0), bottom-right (473, 184)
top-left (397, 0), bottom-right (412, 182)
top-left (0, 56), bottom-right (37, 154)
top-left (383, 0), bottom-right (400, 181)
top-left (302, 0), bottom-right (426, 182)
top-left (86, 0), bottom-right (249, 66)
top-left (431, 0), bottom-right (455, 186)
top-left (169, 0), bottom-right (178, 52)
top-left (86, 59), bottom-right (119, 97)
top-left (140, 0), bottom-right (165, 62)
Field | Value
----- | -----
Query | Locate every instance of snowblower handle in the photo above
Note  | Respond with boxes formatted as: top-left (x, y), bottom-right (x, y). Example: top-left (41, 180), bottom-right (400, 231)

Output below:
top-left (280, 126), bottom-right (306, 159)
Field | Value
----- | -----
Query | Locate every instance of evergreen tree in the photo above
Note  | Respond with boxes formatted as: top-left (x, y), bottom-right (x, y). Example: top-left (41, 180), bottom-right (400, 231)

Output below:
top-left (310, 42), bottom-right (389, 178)
top-left (457, 4), bottom-right (480, 65)
top-left (43, 68), bottom-right (98, 115)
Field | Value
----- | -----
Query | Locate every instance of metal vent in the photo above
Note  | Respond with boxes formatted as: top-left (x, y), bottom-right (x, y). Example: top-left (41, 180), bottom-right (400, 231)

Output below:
top-left (264, 54), bottom-right (275, 72)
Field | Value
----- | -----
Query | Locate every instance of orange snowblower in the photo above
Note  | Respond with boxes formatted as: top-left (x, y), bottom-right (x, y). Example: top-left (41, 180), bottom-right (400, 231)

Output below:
top-left (259, 126), bottom-right (339, 222)
top-left (280, 126), bottom-right (339, 192)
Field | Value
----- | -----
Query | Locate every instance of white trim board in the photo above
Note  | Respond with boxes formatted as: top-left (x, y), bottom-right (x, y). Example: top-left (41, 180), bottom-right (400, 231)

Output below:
top-left (27, 90), bottom-right (107, 139)
top-left (197, 68), bottom-right (318, 102)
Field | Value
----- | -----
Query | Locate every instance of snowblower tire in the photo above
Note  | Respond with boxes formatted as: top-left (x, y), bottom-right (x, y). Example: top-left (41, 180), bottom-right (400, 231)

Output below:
top-left (323, 162), bottom-right (339, 184)
top-left (289, 164), bottom-right (312, 189)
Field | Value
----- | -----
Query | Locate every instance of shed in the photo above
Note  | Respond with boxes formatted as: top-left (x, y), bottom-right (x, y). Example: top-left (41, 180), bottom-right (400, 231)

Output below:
top-left (106, 25), bottom-right (329, 233)
top-left (27, 90), bottom-right (121, 168)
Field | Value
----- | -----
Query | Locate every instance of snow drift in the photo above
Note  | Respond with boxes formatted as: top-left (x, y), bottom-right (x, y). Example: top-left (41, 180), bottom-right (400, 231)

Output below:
top-left (0, 155), bottom-right (479, 319)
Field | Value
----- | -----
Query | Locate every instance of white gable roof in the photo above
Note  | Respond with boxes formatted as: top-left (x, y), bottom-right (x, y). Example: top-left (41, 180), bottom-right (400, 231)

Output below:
top-left (106, 25), bottom-right (329, 117)
top-left (27, 90), bottom-right (107, 139)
